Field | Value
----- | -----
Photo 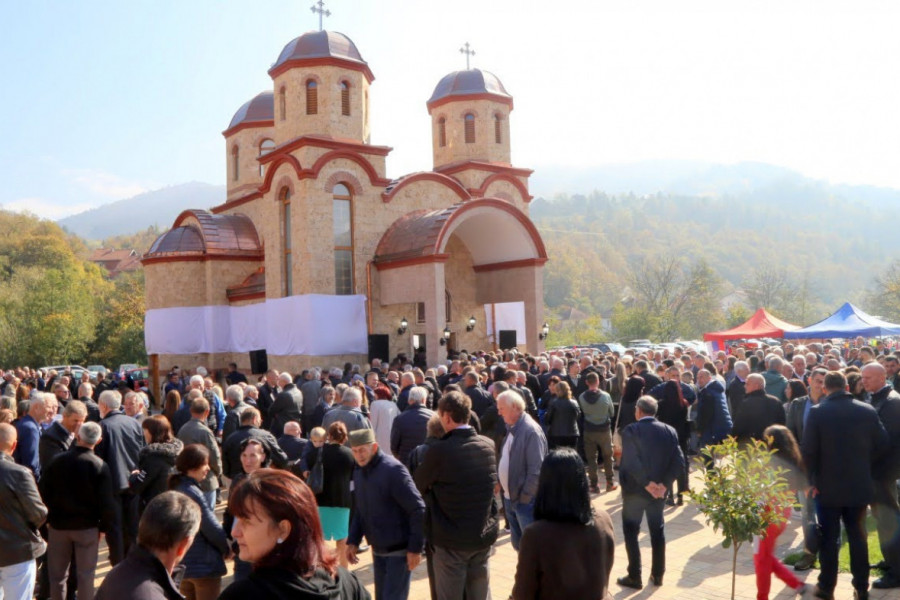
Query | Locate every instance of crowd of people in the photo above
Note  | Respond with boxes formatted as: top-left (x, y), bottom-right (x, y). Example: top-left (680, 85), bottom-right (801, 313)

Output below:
top-left (0, 339), bottom-right (898, 600)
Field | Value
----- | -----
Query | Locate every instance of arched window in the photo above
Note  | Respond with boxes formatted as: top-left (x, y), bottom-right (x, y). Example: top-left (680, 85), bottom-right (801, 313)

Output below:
top-left (340, 81), bottom-right (350, 116)
top-left (333, 183), bottom-right (353, 295)
top-left (280, 187), bottom-right (293, 296)
top-left (231, 146), bottom-right (239, 181)
top-left (306, 80), bottom-right (318, 115)
top-left (279, 87), bottom-right (286, 121)
top-left (438, 117), bottom-right (446, 147)
top-left (258, 139), bottom-right (275, 177)
top-left (464, 113), bottom-right (475, 144)
top-left (494, 114), bottom-right (502, 144)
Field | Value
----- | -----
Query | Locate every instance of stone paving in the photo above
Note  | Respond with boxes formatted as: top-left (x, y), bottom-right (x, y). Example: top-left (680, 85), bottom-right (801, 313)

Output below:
top-left (93, 469), bottom-right (892, 599)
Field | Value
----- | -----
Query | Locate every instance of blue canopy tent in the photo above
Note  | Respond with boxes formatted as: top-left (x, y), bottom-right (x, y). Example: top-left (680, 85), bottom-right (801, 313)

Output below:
top-left (783, 302), bottom-right (900, 339)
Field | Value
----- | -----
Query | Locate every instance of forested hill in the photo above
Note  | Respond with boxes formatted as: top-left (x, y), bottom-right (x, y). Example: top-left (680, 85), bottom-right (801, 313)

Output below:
top-left (530, 175), bottom-right (900, 336)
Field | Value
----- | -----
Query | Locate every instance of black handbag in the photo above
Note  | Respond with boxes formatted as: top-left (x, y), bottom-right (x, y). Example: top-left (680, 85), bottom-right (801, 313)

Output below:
top-left (307, 446), bottom-right (324, 494)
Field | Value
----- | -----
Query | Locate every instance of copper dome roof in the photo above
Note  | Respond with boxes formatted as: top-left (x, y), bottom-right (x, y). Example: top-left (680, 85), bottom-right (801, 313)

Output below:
top-left (270, 31), bottom-right (371, 79)
top-left (427, 69), bottom-right (512, 109)
top-left (226, 91), bottom-right (274, 133)
top-left (144, 211), bottom-right (262, 262)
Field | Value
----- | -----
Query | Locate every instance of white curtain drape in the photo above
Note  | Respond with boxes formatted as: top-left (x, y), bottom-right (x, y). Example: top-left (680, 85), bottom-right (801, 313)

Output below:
top-left (145, 295), bottom-right (367, 356)
top-left (484, 301), bottom-right (527, 346)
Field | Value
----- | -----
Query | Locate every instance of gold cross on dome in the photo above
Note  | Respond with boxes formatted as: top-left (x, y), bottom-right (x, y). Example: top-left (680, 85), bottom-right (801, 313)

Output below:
top-left (311, 1), bottom-right (331, 31)
top-left (460, 42), bottom-right (475, 70)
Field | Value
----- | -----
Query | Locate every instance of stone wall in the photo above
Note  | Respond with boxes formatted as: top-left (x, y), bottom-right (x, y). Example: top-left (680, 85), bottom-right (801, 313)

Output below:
top-left (430, 98), bottom-right (511, 168)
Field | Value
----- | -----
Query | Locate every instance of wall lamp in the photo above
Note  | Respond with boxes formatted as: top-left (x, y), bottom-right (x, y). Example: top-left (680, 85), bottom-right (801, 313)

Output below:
top-left (398, 317), bottom-right (408, 335)
top-left (466, 315), bottom-right (477, 332)
top-left (439, 327), bottom-right (452, 345)
top-left (539, 323), bottom-right (550, 341)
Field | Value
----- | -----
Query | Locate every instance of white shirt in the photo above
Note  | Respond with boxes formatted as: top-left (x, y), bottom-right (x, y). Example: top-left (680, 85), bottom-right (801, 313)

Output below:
top-left (499, 431), bottom-right (514, 500)
top-left (369, 399), bottom-right (399, 452)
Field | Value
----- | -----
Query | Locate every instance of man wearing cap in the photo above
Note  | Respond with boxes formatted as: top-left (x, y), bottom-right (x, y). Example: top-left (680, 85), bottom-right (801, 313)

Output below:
top-left (347, 428), bottom-right (425, 600)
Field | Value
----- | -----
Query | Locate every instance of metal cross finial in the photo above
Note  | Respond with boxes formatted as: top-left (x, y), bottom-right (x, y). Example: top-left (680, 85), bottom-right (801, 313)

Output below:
top-left (311, 1), bottom-right (331, 31)
top-left (460, 42), bottom-right (475, 70)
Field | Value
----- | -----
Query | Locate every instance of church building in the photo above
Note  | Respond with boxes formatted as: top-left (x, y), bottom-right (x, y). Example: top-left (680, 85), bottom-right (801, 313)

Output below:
top-left (142, 28), bottom-right (547, 373)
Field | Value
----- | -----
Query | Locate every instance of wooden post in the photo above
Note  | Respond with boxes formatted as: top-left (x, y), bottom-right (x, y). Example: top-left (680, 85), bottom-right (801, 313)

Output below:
top-left (149, 353), bottom-right (160, 410)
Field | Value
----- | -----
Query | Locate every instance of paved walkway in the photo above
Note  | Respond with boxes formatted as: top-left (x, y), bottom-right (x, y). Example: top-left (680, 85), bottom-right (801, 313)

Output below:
top-left (93, 470), bottom-right (890, 599)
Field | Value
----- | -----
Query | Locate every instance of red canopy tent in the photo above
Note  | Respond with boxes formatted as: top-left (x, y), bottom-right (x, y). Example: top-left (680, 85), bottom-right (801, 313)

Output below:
top-left (703, 308), bottom-right (800, 350)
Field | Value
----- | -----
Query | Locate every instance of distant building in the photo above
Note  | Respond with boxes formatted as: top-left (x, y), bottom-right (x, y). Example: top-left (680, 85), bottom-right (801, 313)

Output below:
top-left (89, 248), bottom-right (141, 278)
top-left (142, 28), bottom-right (547, 374)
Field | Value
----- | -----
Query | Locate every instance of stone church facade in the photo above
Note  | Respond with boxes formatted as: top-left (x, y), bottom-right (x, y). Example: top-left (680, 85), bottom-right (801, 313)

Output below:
top-left (143, 29), bottom-right (547, 373)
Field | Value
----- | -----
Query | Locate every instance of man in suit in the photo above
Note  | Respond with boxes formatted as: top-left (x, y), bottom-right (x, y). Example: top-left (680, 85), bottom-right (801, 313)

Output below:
top-left (268, 372), bottom-right (303, 438)
top-left (726, 360), bottom-right (750, 417)
top-left (256, 369), bottom-right (280, 429)
top-left (785, 367), bottom-right (826, 572)
top-left (861, 363), bottom-right (900, 589)
top-left (95, 390), bottom-right (144, 565)
top-left (802, 371), bottom-right (889, 600)
top-left (731, 373), bottom-right (785, 444)
top-left (176, 397), bottom-right (222, 510)
top-left (617, 395), bottom-right (684, 589)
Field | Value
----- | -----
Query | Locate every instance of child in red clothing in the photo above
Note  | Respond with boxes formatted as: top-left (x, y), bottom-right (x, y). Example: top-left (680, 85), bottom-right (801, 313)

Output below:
top-left (754, 425), bottom-right (808, 600)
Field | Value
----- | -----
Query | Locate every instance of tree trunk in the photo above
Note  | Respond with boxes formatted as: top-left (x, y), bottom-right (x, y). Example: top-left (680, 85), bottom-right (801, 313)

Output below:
top-left (731, 542), bottom-right (739, 600)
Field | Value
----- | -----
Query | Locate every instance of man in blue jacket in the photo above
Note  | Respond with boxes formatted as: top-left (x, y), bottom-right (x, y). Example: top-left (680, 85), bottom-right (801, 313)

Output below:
top-left (347, 428), bottom-right (425, 600)
top-left (695, 369), bottom-right (733, 450)
top-left (617, 395), bottom-right (685, 589)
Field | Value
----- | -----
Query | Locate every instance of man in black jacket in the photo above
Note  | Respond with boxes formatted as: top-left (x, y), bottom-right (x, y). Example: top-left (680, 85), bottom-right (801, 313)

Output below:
top-left (861, 363), bottom-right (900, 589)
top-left (221, 408), bottom-right (288, 479)
top-left (726, 360), bottom-right (750, 417)
top-left (391, 386), bottom-right (434, 466)
top-left (802, 371), bottom-right (889, 600)
top-left (256, 369), bottom-right (280, 429)
top-left (731, 373), bottom-right (785, 444)
top-left (40, 421), bottom-right (117, 600)
top-left (95, 390), bottom-right (145, 565)
top-left (635, 360), bottom-right (662, 395)
top-left (414, 391), bottom-right (498, 600)
top-left (617, 396), bottom-right (684, 589)
top-left (269, 372), bottom-right (303, 438)
top-left (462, 372), bottom-right (493, 418)
top-left (96, 491), bottom-right (201, 600)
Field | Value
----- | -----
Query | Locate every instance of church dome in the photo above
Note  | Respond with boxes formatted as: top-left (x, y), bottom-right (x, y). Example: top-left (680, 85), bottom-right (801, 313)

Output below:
top-left (226, 91), bottom-right (274, 134)
top-left (427, 69), bottom-right (512, 110)
top-left (269, 30), bottom-right (372, 80)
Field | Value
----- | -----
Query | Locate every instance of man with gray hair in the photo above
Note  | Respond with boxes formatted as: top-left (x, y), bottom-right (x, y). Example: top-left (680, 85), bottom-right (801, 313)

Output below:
top-left (40, 421), bottom-right (117, 600)
top-left (0, 422), bottom-right (48, 600)
top-left (763, 355), bottom-right (789, 402)
top-left (322, 387), bottom-right (372, 444)
top-left (14, 393), bottom-right (46, 479)
top-left (726, 360), bottom-right (750, 416)
top-left (390, 386), bottom-right (434, 466)
top-left (95, 389), bottom-right (144, 565)
top-left (300, 368), bottom-right (323, 436)
top-left (77, 382), bottom-right (101, 423)
top-left (269, 372), bottom-right (303, 438)
top-left (616, 396), bottom-right (684, 589)
top-left (496, 389), bottom-right (547, 551)
top-left (221, 384), bottom-right (249, 441)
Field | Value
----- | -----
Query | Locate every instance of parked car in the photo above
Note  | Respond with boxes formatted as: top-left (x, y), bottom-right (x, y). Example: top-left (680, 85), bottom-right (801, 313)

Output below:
top-left (87, 365), bottom-right (108, 378)
top-left (588, 342), bottom-right (627, 355)
top-left (41, 365), bottom-right (89, 380)
top-left (125, 367), bottom-right (154, 407)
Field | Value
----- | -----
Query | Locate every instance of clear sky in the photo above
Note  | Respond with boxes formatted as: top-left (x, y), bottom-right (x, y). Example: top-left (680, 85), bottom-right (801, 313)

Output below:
top-left (2, 0), bottom-right (899, 219)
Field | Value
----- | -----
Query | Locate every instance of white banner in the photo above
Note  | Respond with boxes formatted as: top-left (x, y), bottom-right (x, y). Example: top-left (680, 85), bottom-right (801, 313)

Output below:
top-left (484, 301), bottom-right (527, 346)
top-left (145, 295), bottom-right (368, 356)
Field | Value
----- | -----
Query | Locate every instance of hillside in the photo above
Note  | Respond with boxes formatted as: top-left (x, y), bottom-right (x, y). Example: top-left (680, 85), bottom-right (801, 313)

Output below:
top-left (57, 182), bottom-right (225, 240)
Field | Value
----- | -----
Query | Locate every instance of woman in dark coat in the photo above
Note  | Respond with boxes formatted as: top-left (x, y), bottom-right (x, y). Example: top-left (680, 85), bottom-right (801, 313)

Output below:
top-left (313, 422), bottom-right (355, 569)
top-left (653, 379), bottom-right (691, 505)
top-left (544, 381), bottom-right (581, 449)
top-left (219, 470), bottom-right (369, 600)
top-left (167, 444), bottom-right (229, 600)
top-left (130, 415), bottom-right (182, 514)
top-left (616, 369), bottom-right (645, 432)
top-left (512, 448), bottom-right (615, 599)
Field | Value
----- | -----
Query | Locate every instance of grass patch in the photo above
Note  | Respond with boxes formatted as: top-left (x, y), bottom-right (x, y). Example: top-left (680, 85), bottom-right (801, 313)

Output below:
top-left (782, 515), bottom-right (882, 573)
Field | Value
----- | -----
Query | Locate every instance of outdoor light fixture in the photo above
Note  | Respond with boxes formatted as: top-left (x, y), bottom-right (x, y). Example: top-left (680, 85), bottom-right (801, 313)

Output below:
top-left (466, 315), bottom-right (477, 332)
top-left (398, 317), bottom-right (408, 335)
top-left (539, 323), bottom-right (550, 340)
top-left (440, 327), bottom-right (452, 345)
